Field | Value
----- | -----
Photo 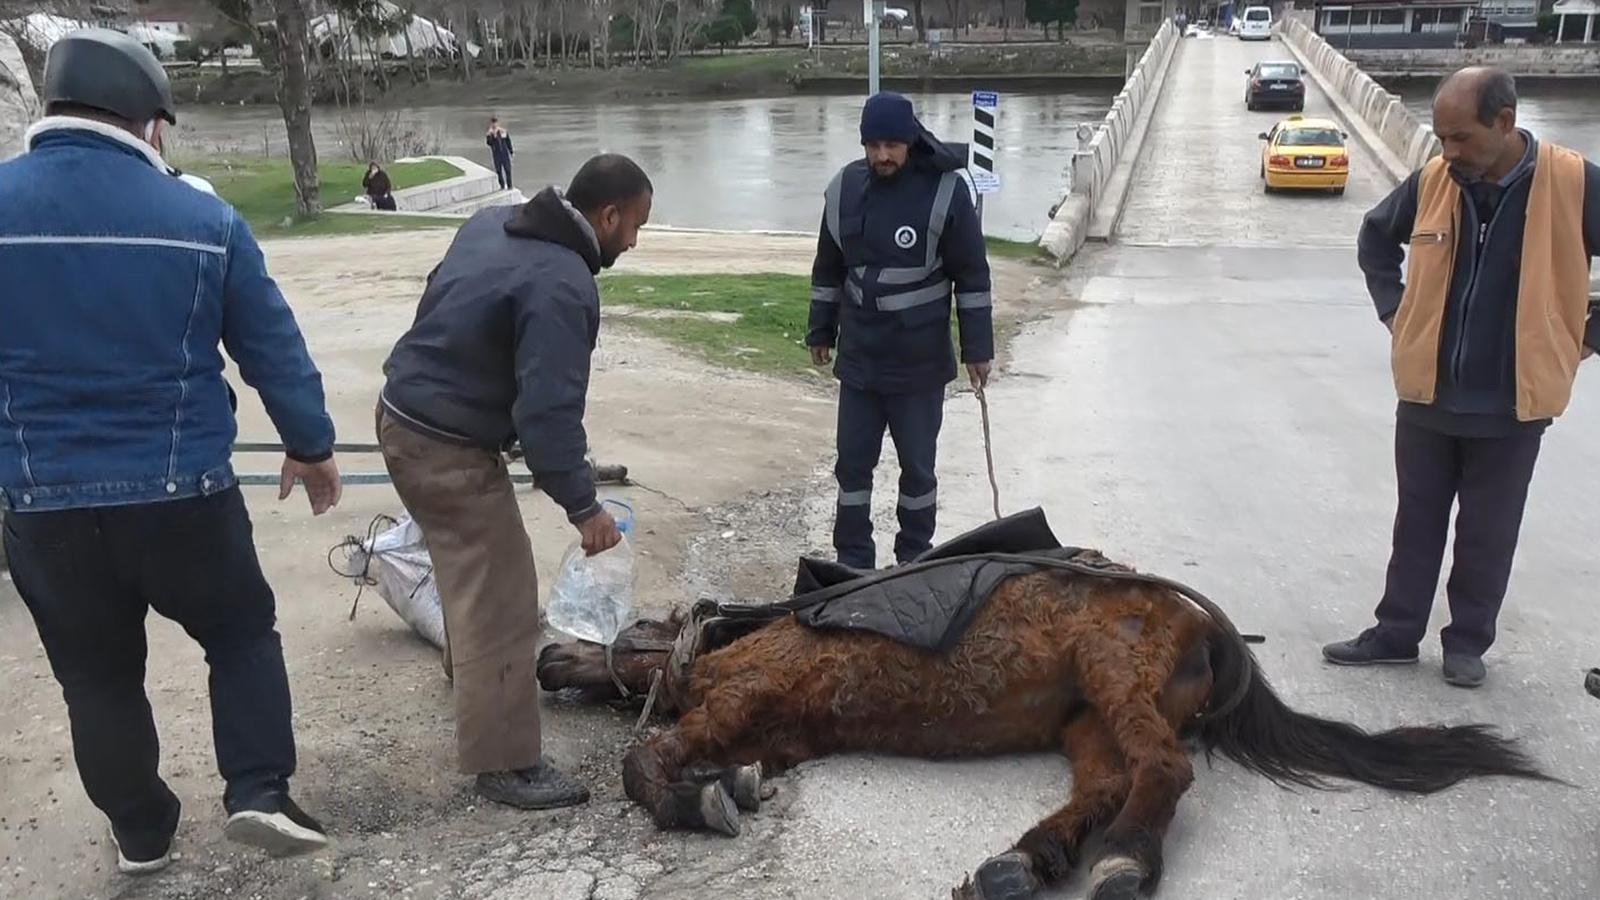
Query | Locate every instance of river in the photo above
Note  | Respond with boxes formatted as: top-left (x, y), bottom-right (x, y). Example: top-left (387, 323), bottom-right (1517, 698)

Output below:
top-left (174, 80), bottom-right (1599, 240)
top-left (175, 89), bottom-right (1119, 241)
top-left (1380, 78), bottom-right (1600, 160)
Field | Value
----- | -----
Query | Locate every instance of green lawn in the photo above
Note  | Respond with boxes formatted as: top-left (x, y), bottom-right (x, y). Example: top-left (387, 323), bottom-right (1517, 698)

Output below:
top-left (984, 235), bottom-right (1050, 261)
top-left (182, 158), bottom-right (464, 237)
top-left (600, 271), bottom-right (1010, 380)
top-left (600, 273), bottom-right (818, 378)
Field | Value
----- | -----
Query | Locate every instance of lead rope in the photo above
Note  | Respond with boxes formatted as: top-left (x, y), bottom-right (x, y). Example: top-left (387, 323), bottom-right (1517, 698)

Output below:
top-left (977, 386), bottom-right (1001, 521)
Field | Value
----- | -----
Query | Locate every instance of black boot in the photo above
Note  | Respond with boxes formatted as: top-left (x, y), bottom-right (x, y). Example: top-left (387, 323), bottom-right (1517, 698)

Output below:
top-left (476, 758), bottom-right (591, 810)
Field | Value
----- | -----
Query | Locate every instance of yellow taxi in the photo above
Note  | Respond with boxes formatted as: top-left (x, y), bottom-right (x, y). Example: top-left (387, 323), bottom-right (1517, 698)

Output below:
top-left (1258, 115), bottom-right (1350, 195)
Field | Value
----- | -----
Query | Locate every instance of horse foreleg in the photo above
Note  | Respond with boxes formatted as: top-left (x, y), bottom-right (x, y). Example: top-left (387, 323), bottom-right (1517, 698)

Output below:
top-left (961, 709), bottom-right (1131, 900)
top-left (623, 681), bottom-right (814, 836)
top-left (621, 715), bottom-right (742, 836)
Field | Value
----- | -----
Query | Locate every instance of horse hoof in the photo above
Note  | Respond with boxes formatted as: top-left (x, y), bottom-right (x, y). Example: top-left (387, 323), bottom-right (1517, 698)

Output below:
top-left (698, 782), bottom-right (741, 837)
top-left (973, 851), bottom-right (1040, 900)
top-left (730, 763), bottom-right (762, 812)
top-left (1088, 856), bottom-right (1143, 900)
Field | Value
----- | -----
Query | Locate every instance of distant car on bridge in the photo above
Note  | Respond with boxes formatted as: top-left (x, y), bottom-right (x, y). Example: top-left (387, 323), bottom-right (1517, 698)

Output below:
top-left (1244, 60), bottom-right (1306, 112)
top-left (1259, 115), bottom-right (1350, 196)
top-left (1239, 5), bottom-right (1274, 40)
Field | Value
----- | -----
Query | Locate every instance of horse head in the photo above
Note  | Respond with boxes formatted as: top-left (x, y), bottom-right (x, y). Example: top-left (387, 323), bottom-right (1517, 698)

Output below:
top-left (537, 610), bottom-right (688, 708)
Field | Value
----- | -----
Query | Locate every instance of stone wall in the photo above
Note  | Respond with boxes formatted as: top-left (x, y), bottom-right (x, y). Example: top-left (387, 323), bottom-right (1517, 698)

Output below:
top-left (1, 32), bottom-right (40, 161)
top-left (1347, 46), bottom-right (1600, 77)
top-left (1279, 17), bottom-right (1440, 180)
top-left (1040, 18), bottom-right (1179, 261)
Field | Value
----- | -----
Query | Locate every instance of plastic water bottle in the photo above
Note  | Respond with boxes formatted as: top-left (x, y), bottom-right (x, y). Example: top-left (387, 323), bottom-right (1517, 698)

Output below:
top-left (546, 499), bottom-right (636, 645)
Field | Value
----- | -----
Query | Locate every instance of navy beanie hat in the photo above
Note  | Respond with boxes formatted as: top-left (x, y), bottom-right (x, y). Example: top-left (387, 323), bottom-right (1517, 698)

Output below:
top-left (859, 92), bottom-right (919, 144)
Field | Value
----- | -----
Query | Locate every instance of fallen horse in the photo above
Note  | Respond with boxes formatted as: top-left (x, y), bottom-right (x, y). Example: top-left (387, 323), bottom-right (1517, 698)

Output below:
top-left (537, 510), bottom-right (1552, 900)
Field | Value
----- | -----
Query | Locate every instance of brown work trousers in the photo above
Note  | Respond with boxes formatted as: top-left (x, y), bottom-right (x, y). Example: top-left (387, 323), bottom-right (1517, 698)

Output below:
top-left (376, 405), bottom-right (542, 775)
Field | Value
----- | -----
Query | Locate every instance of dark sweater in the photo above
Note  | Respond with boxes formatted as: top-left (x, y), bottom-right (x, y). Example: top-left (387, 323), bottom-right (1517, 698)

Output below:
top-left (1357, 133), bottom-right (1600, 436)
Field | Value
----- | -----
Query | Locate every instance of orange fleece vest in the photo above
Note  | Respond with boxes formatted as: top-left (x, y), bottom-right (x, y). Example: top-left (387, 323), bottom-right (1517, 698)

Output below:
top-left (1391, 142), bottom-right (1590, 421)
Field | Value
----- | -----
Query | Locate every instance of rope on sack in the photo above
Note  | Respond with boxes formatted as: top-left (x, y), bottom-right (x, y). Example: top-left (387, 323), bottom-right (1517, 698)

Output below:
top-left (326, 513), bottom-right (400, 621)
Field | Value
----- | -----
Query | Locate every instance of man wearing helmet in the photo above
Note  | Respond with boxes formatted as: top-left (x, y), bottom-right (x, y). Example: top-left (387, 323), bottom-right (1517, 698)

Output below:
top-left (0, 30), bottom-right (340, 873)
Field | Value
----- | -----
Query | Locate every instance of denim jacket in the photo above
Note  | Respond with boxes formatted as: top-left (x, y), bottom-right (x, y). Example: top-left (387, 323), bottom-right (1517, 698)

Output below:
top-left (0, 118), bottom-right (335, 512)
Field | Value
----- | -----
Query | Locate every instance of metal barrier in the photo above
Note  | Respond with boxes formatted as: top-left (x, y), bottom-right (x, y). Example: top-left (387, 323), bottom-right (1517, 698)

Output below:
top-left (233, 442), bottom-right (627, 488)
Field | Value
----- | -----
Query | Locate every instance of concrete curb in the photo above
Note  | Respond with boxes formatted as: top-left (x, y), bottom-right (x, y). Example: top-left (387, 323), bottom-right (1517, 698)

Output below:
top-left (1040, 19), bottom-right (1181, 264)
top-left (1087, 32), bottom-right (1182, 240)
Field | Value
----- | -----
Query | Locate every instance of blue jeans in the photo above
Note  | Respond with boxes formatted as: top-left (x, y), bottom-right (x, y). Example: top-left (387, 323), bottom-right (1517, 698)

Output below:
top-left (833, 385), bottom-right (944, 568)
top-left (3, 488), bottom-right (296, 842)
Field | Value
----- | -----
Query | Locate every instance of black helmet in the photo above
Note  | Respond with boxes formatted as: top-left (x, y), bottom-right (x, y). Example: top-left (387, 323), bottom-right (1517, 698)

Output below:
top-left (43, 28), bottom-right (176, 125)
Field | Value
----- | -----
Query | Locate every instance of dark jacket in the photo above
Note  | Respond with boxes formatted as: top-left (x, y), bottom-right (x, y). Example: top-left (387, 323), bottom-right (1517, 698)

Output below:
top-left (1358, 133), bottom-right (1600, 436)
top-left (487, 130), bottom-right (514, 162)
top-left (381, 188), bottom-right (604, 522)
top-left (807, 126), bottom-right (993, 394)
top-left (363, 168), bottom-right (392, 198)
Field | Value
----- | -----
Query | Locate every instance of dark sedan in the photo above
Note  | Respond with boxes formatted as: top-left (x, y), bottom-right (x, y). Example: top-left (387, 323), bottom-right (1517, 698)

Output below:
top-left (1244, 61), bottom-right (1305, 112)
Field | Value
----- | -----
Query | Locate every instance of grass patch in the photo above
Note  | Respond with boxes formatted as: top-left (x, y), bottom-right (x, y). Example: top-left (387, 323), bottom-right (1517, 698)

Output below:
top-left (182, 158), bottom-right (463, 237)
top-left (601, 273), bottom-right (817, 378)
top-left (984, 235), bottom-right (1050, 261)
top-left (600, 272), bottom-right (1010, 380)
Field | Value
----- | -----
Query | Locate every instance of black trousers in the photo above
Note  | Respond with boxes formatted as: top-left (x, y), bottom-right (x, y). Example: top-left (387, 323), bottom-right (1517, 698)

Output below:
top-left (833, 385), bottom-right (944, 569)
top-left (2, 488), bottom-right (296, 844)
top-left (1372, 419), bottom-right (1543, 657)
top-left (493, 157), bottom-right (513, 190)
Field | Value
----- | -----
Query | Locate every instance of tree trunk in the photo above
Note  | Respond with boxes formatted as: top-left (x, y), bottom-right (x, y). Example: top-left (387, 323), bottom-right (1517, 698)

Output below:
top-left (268, 0), bottom-right (320, 218)
top-left (400, 17), bottom-right (423, 83)
top-left (912, 0), bottom-right (927, 42)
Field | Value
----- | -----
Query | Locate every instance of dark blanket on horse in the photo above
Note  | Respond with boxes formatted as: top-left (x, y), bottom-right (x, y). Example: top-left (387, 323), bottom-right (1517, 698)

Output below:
top-left (789, 508), bottom-right (1085, 654)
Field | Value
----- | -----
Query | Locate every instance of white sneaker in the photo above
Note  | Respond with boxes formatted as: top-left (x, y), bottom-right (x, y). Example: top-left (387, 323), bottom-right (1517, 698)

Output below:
top-left (108, 826), bottom-right (178, 875)
top-left (223, 796), bottom-right (329, 858)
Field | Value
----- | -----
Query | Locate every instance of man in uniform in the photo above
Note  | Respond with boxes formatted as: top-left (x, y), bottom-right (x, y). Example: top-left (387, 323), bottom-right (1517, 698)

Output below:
top-left (807, 92), bottom-right (994, 570)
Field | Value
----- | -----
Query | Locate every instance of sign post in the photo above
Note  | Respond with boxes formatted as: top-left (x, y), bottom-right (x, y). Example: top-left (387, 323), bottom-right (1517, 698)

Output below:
top-left (865, 0), bottom-right (883, 96)
top-left (969, 90), bottom-right (1001, 224)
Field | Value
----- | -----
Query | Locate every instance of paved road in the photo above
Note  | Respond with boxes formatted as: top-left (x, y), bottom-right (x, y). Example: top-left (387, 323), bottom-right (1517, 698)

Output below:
top-left (1116, 35), bottom-right (1394, 247)
top-left (721, 36), bottom-right (1600, 900)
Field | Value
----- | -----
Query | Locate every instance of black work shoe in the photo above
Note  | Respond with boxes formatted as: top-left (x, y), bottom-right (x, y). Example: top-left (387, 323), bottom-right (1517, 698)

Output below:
top-left (1322, 629), bottom-right (1419, 666)
top-left (1443, 654), bottom-right (1487, 688)
top-left (224, 795), bottom-right (329, 858)
top-left (108, 825), bottom-right (178, 875)
top-left (476, 758), bottom-right (591, 811)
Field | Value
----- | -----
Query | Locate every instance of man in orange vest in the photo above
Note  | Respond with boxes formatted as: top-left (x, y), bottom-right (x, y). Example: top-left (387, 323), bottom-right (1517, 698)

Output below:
top-left (1324, 67), bottom-right (1599, 688)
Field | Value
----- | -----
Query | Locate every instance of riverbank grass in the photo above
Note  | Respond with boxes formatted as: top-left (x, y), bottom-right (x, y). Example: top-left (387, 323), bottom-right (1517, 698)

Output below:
top-left (601, 273), bottom-right (817, 378)
top-left (184, 158), bottom-right (464, 237)
top-left (601, 268), bottom-right (1028, 379)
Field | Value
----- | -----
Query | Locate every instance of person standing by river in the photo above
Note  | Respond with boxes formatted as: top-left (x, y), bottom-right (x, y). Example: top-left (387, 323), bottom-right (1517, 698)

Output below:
top-left (486, 117), bottom-right (514, 190)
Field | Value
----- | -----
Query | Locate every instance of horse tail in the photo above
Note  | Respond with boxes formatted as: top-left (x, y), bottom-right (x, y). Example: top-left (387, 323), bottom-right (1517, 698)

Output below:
top-left (1196, 630), bottom-right (1554, 794)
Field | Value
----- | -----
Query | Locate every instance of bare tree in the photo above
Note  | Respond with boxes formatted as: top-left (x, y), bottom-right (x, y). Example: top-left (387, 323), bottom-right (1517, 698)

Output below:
top-left (266, 0), bottom-right (322, 216)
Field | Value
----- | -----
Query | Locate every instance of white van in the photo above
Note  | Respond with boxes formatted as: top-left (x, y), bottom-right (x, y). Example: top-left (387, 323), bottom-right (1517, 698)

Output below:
top-left (1239, 6), bottom-right (1273, 40)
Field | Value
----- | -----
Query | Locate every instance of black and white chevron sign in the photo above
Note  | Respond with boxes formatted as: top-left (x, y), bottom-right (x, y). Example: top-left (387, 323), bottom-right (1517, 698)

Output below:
top-left (969, 91), bottom-right (1000, 194)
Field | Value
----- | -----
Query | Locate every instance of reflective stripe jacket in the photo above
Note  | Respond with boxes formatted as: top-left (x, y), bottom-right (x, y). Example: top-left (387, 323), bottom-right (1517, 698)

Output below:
top-left (807, 139), bottom-right (994, 394)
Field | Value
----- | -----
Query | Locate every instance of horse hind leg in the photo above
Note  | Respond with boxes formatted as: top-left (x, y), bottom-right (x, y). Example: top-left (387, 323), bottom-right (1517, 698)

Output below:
top-left (959, 710), bottom-right (1131, 900)
top-left (1078, 642), bottom-right (1203, 899)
